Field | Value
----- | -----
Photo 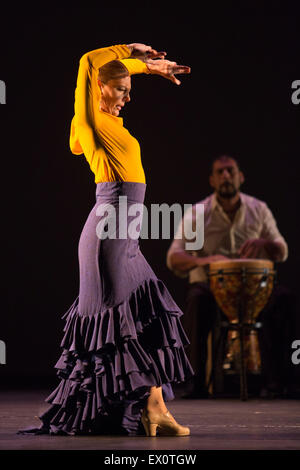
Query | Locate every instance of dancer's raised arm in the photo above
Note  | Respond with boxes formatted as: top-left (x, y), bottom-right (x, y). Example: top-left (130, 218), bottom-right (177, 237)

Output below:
top-left (70, 43), bottom-right (164, 157)
top-left (70, 43), bottom-right (190, 180)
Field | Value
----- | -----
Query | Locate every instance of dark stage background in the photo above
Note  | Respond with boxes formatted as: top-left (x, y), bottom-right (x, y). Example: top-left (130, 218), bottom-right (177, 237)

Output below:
top-left (0, 5), bottom-right (299, 387)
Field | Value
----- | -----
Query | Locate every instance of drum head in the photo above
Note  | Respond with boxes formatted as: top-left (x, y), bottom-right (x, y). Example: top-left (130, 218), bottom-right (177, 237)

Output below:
top-left (209, 258), bottom-right (274, 272)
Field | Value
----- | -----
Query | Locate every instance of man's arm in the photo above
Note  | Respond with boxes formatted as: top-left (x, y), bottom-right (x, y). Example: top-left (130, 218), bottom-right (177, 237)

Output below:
top-left (168, 251), bottom-right (229, 273)
top-left (168, 250), bottom-right (202, 273)
top-left (239, 203), bottom-right (288, 262)
top-left (167, 206), bottom-right (228, 277)
top-left (260, 204), bottom-right (288, 261)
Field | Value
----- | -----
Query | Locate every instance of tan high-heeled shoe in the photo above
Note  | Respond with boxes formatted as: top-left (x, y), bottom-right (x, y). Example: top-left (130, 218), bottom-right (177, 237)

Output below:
top-left (141, 408), bottom-right (190, 437)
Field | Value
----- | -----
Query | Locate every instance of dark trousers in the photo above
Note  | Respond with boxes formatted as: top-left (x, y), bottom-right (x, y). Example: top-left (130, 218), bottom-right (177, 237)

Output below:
top-left (181, 282), bottom-right (297, 393)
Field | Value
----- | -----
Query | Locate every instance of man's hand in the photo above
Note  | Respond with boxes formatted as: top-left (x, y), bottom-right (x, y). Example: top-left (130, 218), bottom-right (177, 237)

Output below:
top-left (196, 254), bottom-right (229, 266)
top-left (239, 238), bottom-right (284, 261)
top-left (126, 43), bottom-right (166, 60)
top-left (238, 238), bottom-right (268, 259)
top-left (145, 58), bottom-right (191, 85)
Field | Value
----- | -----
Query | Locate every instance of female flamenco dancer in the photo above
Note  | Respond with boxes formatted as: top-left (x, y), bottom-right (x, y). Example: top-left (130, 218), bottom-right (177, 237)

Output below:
top-left (19, 42), bottom-right (193, 437)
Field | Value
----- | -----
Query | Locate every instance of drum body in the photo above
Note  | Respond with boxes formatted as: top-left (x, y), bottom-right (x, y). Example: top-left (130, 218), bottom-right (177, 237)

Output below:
top-left (209, 259), bottom-right (276, 374)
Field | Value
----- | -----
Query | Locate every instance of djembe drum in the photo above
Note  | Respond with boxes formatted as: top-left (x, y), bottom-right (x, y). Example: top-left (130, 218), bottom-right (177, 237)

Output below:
top-left (209, 259), bottom-right (276, 400)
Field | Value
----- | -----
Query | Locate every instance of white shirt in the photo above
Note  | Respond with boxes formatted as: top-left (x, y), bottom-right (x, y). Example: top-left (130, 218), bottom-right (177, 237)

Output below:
top-left (166, 192), bottom-right (288, 283)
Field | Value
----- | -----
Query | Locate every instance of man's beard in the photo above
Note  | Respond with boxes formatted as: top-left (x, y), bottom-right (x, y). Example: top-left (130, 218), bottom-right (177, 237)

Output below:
top-left (217, 182), bottom-right (239, 199)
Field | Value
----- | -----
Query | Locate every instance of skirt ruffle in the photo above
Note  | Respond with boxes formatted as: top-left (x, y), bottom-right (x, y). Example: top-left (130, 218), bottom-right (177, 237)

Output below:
top-left (33, 278), bottom-right (193, 436)
top-left (17, 182), bottom-right (194, 437)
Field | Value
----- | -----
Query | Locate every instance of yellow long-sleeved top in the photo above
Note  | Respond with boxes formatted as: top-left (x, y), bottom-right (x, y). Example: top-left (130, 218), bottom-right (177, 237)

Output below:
top-left (69, 44), bottom-right (150, 183)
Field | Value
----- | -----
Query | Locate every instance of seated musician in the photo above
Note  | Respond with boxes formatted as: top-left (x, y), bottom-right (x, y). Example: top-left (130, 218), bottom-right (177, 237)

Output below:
top-left (167, 154), bottom-right (293, 398)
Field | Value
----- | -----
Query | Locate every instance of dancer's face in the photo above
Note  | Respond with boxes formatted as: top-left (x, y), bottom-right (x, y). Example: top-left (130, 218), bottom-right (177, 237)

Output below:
top-left (209, 158), bottom-right (245, 199)
top-left (98, 76), bottom-right (131, 116)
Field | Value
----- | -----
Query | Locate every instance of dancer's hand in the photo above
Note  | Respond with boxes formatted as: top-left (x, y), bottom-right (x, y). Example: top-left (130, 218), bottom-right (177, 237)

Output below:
top-left (145, 59), bottom-right (191, 85)
top-left (127, 43), bottom-right (166, 60)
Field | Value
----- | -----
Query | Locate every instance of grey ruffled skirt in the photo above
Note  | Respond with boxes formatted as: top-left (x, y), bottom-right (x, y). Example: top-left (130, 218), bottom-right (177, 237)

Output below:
top-left (25, 182), bottom-right (194, 435)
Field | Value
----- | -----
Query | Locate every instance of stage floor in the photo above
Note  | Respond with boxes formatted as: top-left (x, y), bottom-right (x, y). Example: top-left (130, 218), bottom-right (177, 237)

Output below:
top-left (0, 390), bottom-right (299, 451)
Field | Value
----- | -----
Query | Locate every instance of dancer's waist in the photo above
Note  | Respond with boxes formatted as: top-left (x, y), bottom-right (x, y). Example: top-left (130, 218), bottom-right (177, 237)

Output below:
top-left (96, 181), bottom-right (146, 203)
